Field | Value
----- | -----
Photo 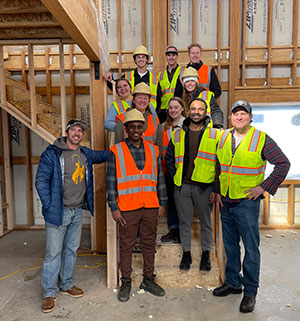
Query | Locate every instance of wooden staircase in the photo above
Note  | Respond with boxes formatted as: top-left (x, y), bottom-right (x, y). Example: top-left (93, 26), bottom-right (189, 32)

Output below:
top-left (2, 69), bottom-right (90, 146)
top-left (131, 217), bottom-right (220, 288)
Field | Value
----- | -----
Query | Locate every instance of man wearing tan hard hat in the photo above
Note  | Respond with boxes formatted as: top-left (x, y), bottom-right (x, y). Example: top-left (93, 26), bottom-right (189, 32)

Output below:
top-left (107, 108), bottom-right (167, 302)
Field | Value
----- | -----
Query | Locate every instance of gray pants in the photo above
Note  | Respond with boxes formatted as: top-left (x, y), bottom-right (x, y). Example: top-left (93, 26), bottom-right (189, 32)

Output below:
top-left (174, 183), bottom-right (213, 252)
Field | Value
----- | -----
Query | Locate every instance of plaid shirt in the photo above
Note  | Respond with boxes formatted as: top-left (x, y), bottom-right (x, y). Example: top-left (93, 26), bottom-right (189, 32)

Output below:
top-left (106, 138), bottom-right (167, 211)
top-left (216, 128), bottom-right (290, 202)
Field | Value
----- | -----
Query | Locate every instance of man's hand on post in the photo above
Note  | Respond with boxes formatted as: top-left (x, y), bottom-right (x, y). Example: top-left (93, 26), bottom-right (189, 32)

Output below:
top-left (112, 209), bottom-right (126, 226)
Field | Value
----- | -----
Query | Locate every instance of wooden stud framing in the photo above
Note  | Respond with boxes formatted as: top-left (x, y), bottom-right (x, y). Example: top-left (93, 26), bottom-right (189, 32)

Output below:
top-left (21, 51), bottom-right (28, 88)
top-left (192, 0), bottom-right (196, 43)
top-left (70, 45), bottom-right (76, 118)
top-left (241, 0), bottom-right (247, 86)
top-left (266, 0), bottom-right (273, 87)
top-left (25, 127), bottom-right (34, 226)
top-left (59, 41), bottom-right (67, 131)
top-left (45, 47), bottom-right (52, 105)
top-left (291, 0), bottom-right (299, 85)
top-left (142, 0), bottom-right (147, 46)
top-left (117, 0), bottom-right (122, 77)
top-left (263, 193), bottom-right (270, 225)
top-left (28, 44), bottom-right (37, 128)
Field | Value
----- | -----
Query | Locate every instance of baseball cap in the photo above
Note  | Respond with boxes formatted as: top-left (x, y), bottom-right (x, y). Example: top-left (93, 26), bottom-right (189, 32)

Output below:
top-left (66, 119), bottom-right (86, 131)
top-left (231, 100), bottom-right (252, 113)
top-left (165, 46), bottom-right (178, 55)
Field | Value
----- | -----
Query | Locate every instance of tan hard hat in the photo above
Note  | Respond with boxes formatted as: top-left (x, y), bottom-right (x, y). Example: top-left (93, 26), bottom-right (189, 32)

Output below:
top-left (133, 45), bottom-right (149, 57)
top-left (124, 109), bottom-right (145, 124)
top-left (182, 67), bottom-right (199, 79)
top-left (133, 82), bottom-right (151, 96)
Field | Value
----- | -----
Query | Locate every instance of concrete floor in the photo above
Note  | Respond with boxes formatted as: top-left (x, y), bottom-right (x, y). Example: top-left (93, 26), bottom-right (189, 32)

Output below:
top-left (0, 229), bottom-right (299, 321)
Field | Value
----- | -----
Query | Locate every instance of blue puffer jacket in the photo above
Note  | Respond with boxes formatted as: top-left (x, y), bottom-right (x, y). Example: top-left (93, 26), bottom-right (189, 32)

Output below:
top-left (35, 143), bottom-right (108, 226)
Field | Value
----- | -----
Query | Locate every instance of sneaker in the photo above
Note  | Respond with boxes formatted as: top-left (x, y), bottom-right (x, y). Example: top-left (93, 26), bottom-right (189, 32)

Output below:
top-left (200, 250), bottom-right (211, 271)
top-left (42, 297), bottom-right (56, 313)
top-left (140, 275), bottom-right (165, 296)
top-left (179, 251), bottom-right (192, 270)
top-left (160, 228), bottom-right (181, 243)
top-left (60, 285), bottom-right (84, 298)
top-left (118, 278), bottom-right (131, 302)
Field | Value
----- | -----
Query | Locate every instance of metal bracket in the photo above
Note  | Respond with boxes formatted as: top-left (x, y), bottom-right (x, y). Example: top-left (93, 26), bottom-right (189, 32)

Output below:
top-left (244, 54), bottom-right (248, 61)
top-left (116, 55), bottom-right (124, 64)
top-left (290, 50), bottom-right (294, 59)
top-left (220, 52), bottom-right (223, 59)
top-left (289, 78), bottom-right (293, 85)
top-left (73, 56), bottom-right (76, 65)
top-left (214, 52), bottom-right (218, 60)
top-left (226, 51), bottom-right (230, 60)
top-left (49, 57), bottom-right (53, 65)
top-left (264, 81), bottom-right (267, 86)
top-left (264, 52), bottom-right (268, 60)
top-left (25, 56), bottom-right (28, 65)
top-left (93, 61), bottom-right (100, 80)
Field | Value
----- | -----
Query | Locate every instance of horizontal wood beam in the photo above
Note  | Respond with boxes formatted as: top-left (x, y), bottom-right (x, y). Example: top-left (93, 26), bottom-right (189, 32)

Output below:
top-left (41, 0), bottom-right (100, 61)
top-left (234, 88), bottom-right (300, 102)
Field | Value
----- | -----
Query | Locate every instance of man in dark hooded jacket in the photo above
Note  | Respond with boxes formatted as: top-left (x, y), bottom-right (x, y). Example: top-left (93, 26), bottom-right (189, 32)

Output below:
top-left (35, 119), bottom-right (108, 313)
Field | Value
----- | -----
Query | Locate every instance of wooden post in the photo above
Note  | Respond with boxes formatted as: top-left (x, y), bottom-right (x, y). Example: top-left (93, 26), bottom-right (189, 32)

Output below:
top-left (45, 47), bottom-right (52, 105)
top-left (291, 0), bottom-right (299, 85)
top-left (70, 45), bottom-right (76, 118)
top-left (59, 42), bottom-right (67, 131)
top-left (266, 0), bottom-right (273, 87)
top-left (25, 127), bottom-right (34, 226)
top-left (263, 193), bottom-right (270, 225)
top-left (0, 45), bottom-right (15, 230)
top-left (89, 62), bottom-right (107, 253)
top-left (0, 182), bottom-right (3, 236)
top-left (288, 184), bottom-right (295, 225)
top-left (117, 0), bottom-right (122, 77)
top-left (21, 51), bottom-right (28, 89)
top-left (152, 0), bottom-right (167, 75)
top-left (28, 44), bottom-right (37, 128)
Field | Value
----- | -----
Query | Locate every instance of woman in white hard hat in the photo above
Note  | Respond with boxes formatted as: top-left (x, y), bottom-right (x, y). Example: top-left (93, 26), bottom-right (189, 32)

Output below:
top-left (115, 82), bottom-right (159, 144)
top-left (156, 97), bottom-right (186, 243)
top-left (104, 79), bottom-right (133, 131)
top-left (176, 67), bottom-right (223, 129)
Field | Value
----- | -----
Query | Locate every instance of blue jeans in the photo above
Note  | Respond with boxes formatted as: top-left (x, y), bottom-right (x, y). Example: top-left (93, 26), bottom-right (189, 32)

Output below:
top-left (42, 208), bottom-right (82, 298)
top-left (221, 198), bottom-right (260, 298)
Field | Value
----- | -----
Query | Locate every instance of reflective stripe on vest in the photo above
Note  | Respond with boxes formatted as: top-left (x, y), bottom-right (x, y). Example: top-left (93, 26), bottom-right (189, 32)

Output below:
top-left (217, 127), bottom-right (266, 199)
top-left (149, 72), bottom-right (158, 110)
top-left (110, 141), bottom-right (159, 211)
top-left (159, 66), bottom-right (182, 110)
top-left (113, 99), bottom-right (131, 115)
top-left (171, 127), bottom-right (219, 186)
top-left (197, 64), bottom-right (212, 91)
top-left (125, 71), bottom-right (134, 90)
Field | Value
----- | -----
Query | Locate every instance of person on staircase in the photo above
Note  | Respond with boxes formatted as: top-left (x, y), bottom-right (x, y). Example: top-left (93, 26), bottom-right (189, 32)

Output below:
top-left (158, 45), bottom-right (184, 123)
top-left (35, 119), bottom-right (108, 313)
top-left (174, 42), bottom-right (222, 99)
top-left (114, 82), bottom-right (159, 145)
top-left (156, 97), bottom-right (186, 243)
top-left (106, 109), bottom-right (167, 302)
top-left (104, 45), bottom-right (162, 115)
top-left (165, 98), bottom-right (220, 272)
top-left (104, 78), bottom-right (132, 131)
top-left (175, 66), bottom-right (223, 129)
top-left (213, 100), bottom-right (290, 313)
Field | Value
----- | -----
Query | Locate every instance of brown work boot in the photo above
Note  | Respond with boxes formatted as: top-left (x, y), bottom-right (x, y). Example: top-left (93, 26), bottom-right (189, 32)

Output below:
top-left (42, 297), bottom-right (56, 313)
top-left (60, 285), bottom-right (84, 298)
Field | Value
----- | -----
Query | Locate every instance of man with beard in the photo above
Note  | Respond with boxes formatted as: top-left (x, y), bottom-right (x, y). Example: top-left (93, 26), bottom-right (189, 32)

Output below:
top-left (165, 98), bottom-right (219, 271)
top-left (35, 119), bottom-right (108, 313)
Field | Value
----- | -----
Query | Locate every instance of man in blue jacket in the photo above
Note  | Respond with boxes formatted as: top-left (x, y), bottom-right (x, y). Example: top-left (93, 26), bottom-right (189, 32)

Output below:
top-left (35, 119), bottom-right (108, 313)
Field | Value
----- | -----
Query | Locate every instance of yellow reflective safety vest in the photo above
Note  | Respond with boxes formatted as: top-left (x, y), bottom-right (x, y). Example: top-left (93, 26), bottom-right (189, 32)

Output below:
top-left (124, 70), bottom-right (159, 110)
top-left (172, 127), bottom-right (219, 186)
top-left (217, 126), bottom-right (266, 199)
top-left (159, 66), bottom-right (184, 110)
top-left (197, 89), bottom-right (214, 119)
top-left (113, 99), bottom-right (131, 115)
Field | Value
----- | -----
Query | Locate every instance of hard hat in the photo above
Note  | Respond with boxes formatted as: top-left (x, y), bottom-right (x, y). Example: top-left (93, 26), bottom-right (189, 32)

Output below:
top-left (231, 100), bottom-right (252, 113)
top-left (133, 82), bottom-right (151, 96)
top-left (133, 45), bottom-right (149, 57)
top-left (124, 109), bottom-right (145, 124)
top-left (182, 67), bottom-right (199, 79)
top-left (182, 67), bottom-right (199, 85)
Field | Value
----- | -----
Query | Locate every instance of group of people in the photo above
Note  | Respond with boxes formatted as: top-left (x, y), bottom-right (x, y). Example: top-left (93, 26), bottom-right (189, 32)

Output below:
top-left (35, 43), bottom-right (290, 314)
